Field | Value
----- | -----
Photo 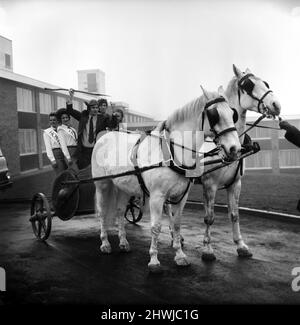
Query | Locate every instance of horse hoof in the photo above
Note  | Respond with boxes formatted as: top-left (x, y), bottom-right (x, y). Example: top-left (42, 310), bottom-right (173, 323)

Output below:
top-left (201, 252), bottom-right (216, 262)
top-left (237, 247), bottom-right (253, 258)
top-left (100, 244), bottom-right (112, 254)
top-left (119, 243), bottom-right (131, 253)
top-left (175, 257), bottom-right (190, 267)
top-left (148, 264), bottom-right (163, 274)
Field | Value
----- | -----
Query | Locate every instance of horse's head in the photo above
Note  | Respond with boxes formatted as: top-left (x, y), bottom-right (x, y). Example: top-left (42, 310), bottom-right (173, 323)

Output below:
top-left (201, 86), bottom-right (241, 161)
top-left (232, 64), bottom-right (281, 117)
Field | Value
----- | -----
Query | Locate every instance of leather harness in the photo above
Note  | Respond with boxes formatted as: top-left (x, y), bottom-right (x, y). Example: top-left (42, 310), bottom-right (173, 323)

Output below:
top-left (129, 96), bottom-right (238, 205)
top-left (130, 131), bottom-right (192, 205)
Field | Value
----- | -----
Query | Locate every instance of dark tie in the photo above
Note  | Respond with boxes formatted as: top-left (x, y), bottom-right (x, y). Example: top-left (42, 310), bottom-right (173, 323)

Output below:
top-left (88, 117), bottom-right (94, 144)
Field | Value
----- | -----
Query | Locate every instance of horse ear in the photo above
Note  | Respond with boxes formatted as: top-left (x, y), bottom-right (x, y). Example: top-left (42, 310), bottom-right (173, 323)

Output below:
top-left (233, 64), bottom-right (242, 78)
top-left (245, 67), bottom-right (252, 74)
top-left (218, 86), bottom-right (228, 101)
top-left (218, 85), bottom-right (224, 95)
top-left (200, 85), bottom-right (209, 100)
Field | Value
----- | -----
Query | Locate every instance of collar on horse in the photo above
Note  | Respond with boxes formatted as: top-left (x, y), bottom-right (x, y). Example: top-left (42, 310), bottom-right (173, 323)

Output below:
top-left (130, 132), bottom-right (192, 205)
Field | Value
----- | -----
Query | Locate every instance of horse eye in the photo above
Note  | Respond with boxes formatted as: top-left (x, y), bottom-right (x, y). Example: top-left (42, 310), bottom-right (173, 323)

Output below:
top-left (263, 81), bottom-right (269, 89)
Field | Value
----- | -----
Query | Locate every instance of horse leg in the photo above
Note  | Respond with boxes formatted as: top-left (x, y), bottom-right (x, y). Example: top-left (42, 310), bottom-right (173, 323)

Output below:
top-left (148, 192), bottom-right (164, 273)
top-left (116, 190), bottom-right (131, 252)
top-left (202, 184), bottom-right (217, 261)
top-left (227, 179), bottom-right (252, 258)
top-left (95, 180), bottom-right (114, 254)
top-left (169, 194), bottom-right (190, 267)
top-left (166, 203), bottom-right (184, 248)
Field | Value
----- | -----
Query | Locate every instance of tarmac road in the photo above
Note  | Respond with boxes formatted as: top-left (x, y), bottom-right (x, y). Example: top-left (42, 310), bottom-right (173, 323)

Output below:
top-left (0, 203), bottom-right (300, 305)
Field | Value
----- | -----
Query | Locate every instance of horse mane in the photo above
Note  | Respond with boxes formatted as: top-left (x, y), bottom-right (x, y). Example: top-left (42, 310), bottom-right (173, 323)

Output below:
top-left (225, 76), bottom-right (239, 98)
top-left (165, 95), bottom-right (206, 129)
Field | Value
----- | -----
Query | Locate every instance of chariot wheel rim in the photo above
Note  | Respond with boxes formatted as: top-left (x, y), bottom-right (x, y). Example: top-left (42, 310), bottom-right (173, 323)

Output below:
top-left (124, 197), bottom-right (143, 224)
top-left (30, 193), bottom-right (52, 241)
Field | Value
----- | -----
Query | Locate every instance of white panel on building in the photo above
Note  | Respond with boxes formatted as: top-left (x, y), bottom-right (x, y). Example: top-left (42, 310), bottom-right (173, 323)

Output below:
top-left (18, 129), bottom-right (37, 155)
top-left (39, 93), bottom-right (52, 114)
top-left (72, 100), bottom-right (82, 111)
top-left (57, 96), bottom-right (66, 109)
top-left (17, 87), bottom-right (34, 112)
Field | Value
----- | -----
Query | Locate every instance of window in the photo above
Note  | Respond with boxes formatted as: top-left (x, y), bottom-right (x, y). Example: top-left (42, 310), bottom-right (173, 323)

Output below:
top-left (5, 54), bottom-right (11, 69)
top-left (19, 129), bottom-right (37, 155)
top-left (73, 100), bottom-right (82, 111)
top-left (57, 96), bottom-right (66, 109)
top-left (87, 73), bottom-right (97, 92)
top-left (17, 87), bottom-right (35, 112)
top-left (39, 93), bottom-right (52, 114)
top-left (41, 130), bottom-right (46, 152)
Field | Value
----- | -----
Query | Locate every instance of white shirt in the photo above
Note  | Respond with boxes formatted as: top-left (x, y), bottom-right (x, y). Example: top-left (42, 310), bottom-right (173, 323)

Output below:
top-left (43, 127), bottom-right (61, 163)
top-left (57, 124), bottom-right (77, 160)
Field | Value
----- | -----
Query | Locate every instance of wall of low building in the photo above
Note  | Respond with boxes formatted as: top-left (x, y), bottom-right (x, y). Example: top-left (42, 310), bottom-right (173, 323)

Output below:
top-left (0, 77), bottom-right (20, 175)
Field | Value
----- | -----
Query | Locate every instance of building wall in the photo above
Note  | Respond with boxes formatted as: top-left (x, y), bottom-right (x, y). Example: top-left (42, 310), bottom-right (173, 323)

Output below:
top-left (77, 69), bottom-right (105, 94)
top-left (0, 78), bottom-right (19, 174)
top-left (0, 77), bottom-right (85, 177)
top-left (245, 118), bottom-right (300, 173)
top-left (0, 75), bottom-right (154, 179)
top-left (0, 36), bottom-right (13, 71)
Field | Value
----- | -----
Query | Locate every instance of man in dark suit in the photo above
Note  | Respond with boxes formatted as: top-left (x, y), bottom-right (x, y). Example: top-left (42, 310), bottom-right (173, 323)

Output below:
top-left (66, 95), bottom-right (115, 169)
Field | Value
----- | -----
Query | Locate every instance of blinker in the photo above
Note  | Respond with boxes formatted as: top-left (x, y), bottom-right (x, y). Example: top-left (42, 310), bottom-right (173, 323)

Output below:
top-left (207, 108), bottom-right (219, 128)
top-left (239, 78), bottom-right (255, 94)
top-left (207, 107), bottom-right (239, 128)
top-left (232, 108), bottom-right (238, 123)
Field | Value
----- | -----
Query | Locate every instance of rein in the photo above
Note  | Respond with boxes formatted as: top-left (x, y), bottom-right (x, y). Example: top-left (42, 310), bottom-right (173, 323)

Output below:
top-left (245, 123), bottom-right (281, 130)
top-left (238, 113), bottom-right (267, 138)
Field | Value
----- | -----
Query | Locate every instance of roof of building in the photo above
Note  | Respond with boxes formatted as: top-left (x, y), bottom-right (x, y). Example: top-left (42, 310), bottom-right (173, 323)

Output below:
top-left (0, 35), bottom-right (12, 42)
top-left (0, 68), bottom-right (94, 101)
top-left (0, 68), bottom-right (154, 119)
top-left (126, 121), bottom-right (159, 127)
top-left (77, 69), bottom-right (105, 74)
top-left (124, 108), bottom-right (154, 119)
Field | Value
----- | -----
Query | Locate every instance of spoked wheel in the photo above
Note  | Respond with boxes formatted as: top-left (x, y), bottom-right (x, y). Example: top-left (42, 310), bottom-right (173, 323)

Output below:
top-left (30, 193), bottom-right (52, 241)
top-left (124, 196), bottom-right (143, 224)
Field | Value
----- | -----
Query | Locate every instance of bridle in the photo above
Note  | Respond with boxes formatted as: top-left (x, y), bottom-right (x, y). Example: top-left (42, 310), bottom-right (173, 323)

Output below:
top-left (202, 96), bottom-right (238, 140)
top-left (237, 73), bottom-right (273, 115)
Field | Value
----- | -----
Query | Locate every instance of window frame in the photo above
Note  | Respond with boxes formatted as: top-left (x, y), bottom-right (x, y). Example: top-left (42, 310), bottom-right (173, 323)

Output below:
top-left (17, 87), bottom-right (35, 113)
top-left (18, 129), bottom-right (38, 156)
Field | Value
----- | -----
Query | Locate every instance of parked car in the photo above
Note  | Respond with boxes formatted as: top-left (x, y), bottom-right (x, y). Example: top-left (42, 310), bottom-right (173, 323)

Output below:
top-left (0, 146), bottom-right (12, 190)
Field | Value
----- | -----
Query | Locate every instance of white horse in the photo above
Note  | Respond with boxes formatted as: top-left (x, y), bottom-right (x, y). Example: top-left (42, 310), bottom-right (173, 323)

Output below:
top-left (199, 65), bottom-right (281, 261)
top-left (91, 87), bottom-right (241, 273)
